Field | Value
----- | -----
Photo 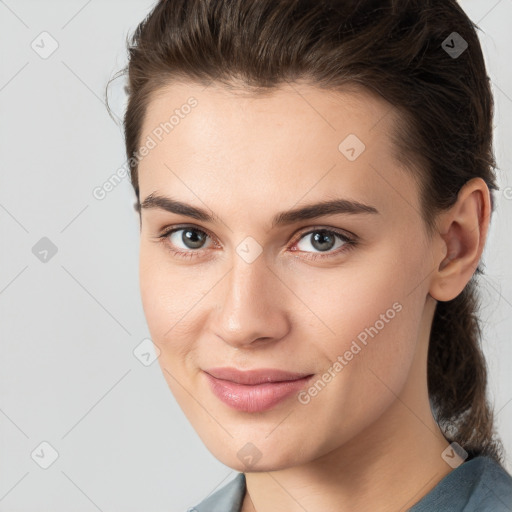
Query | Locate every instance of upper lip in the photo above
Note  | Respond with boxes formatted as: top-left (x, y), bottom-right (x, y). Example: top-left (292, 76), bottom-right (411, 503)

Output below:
top-left (204, 367), bottom-right (313, 385)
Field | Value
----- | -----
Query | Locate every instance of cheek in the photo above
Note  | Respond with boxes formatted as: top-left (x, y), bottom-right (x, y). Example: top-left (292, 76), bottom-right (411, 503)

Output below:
top-left (289, 274), bottom-right (423, 453)
top-left (139, 243), bottom-right (219, 367)
top-left (294, 240), bottom-right (426, 395)
top-left (139, 244), bottom-right (189, 347)
top-left (290, 249), bottom-right (412, 353)
top-left (139, 251), bottom-right (200, 406)
top-left (139, 241), bottom-right (191, 325)
top-left (139, 256), bottom-right (170, 339)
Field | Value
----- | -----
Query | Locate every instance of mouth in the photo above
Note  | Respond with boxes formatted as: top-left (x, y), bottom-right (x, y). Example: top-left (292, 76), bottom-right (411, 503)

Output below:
top-left (203, 367), bottom-right (314, 413)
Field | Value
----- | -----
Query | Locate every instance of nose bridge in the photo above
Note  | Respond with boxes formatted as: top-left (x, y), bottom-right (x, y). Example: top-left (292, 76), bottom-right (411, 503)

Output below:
top-left (212, 248), bottom-right (289, 347)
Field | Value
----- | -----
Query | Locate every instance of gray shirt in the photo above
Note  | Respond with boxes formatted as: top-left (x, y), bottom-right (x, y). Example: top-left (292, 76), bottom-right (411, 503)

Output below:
top-left (190, 455), bottom-right (512, 511)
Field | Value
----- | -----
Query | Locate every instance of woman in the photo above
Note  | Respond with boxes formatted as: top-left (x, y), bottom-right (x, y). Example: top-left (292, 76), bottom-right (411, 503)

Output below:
top-left (117, 0), bottom-right (512, 510)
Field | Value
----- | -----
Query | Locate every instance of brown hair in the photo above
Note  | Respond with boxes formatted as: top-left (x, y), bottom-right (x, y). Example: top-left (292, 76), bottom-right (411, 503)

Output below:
top-left (116, 0), bottom-right (505, 463)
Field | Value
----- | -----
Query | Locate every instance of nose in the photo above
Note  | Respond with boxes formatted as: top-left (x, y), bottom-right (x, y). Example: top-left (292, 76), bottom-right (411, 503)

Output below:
top-left (210, 253), bottom-right (291, 349)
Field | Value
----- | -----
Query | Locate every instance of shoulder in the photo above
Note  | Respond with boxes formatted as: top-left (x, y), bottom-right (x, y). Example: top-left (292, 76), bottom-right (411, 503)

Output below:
top-left (189, 473), bottom-right (246, 512)
top-left (410, 455), bottom-right (512, 512)
top-left (462, 456), bottom-right (512, 511)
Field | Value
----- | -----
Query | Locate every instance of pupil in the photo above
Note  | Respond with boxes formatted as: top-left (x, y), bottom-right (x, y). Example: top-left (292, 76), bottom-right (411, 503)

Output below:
top-left (183, 229), bottom-right (205, 249)
top-left (312, 231), bottom-right (334, 252)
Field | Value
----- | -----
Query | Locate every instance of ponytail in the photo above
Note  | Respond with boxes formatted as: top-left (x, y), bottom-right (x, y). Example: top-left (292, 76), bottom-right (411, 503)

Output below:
top-left (429, 275), bottom-right (504, 463)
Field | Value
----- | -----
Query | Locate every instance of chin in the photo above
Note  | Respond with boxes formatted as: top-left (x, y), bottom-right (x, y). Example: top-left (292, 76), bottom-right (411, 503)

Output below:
top-left (199, 432), bottom-right (313, 473)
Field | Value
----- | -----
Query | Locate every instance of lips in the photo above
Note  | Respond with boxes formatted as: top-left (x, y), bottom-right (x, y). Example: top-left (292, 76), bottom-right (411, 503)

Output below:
top-left (203, 367), bottom-right (314, 412)
top-left (204, 367), bottom-right (312, 384)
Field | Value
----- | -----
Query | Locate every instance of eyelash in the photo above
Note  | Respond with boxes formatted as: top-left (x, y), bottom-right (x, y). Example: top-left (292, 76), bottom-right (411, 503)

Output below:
top-left (157, 224), bottom-right (357, 262)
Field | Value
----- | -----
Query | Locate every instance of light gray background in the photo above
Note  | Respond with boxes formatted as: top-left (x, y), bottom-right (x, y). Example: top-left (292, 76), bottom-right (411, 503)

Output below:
top-left (0, 1), bottom-right (511, 511)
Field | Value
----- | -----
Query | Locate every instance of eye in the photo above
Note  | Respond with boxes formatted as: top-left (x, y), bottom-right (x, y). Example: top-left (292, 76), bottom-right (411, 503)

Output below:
top-left (291, 228), bottom-right (356, 260)
top-left (159, 226), bottom-right (214, 259)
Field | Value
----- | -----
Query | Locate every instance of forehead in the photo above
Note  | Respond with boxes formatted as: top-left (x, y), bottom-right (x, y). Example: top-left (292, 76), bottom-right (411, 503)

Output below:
top-left (141, 79), bottom-right (396, 149)
top-left (137, 80), bottom-right (418, 222)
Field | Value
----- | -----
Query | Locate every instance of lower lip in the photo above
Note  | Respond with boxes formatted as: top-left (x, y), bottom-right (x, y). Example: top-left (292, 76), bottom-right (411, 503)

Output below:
top-left (203, 372), bottom-right (314, 413)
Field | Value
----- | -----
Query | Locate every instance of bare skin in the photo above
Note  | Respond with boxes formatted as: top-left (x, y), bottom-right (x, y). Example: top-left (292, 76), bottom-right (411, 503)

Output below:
top-left (136, 80), bottom-right (491, 511)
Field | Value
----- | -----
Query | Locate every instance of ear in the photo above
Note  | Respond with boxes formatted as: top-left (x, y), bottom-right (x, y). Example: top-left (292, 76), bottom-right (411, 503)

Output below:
top-left (429, 177), bottom-right (492, 302)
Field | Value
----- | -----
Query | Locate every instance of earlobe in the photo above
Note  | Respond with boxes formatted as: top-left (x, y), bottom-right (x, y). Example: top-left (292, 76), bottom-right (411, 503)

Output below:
top-left (429, 178), bottom-right (491, 302)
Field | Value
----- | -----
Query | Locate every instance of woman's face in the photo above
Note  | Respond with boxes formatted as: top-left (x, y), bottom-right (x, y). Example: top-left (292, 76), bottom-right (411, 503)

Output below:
top-left (137, 80), bottom-right (439, 471)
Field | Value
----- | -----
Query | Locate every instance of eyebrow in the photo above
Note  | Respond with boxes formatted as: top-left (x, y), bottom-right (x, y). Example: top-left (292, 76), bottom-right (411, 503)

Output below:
top-left (138, 193), bottom-right (379, 228)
